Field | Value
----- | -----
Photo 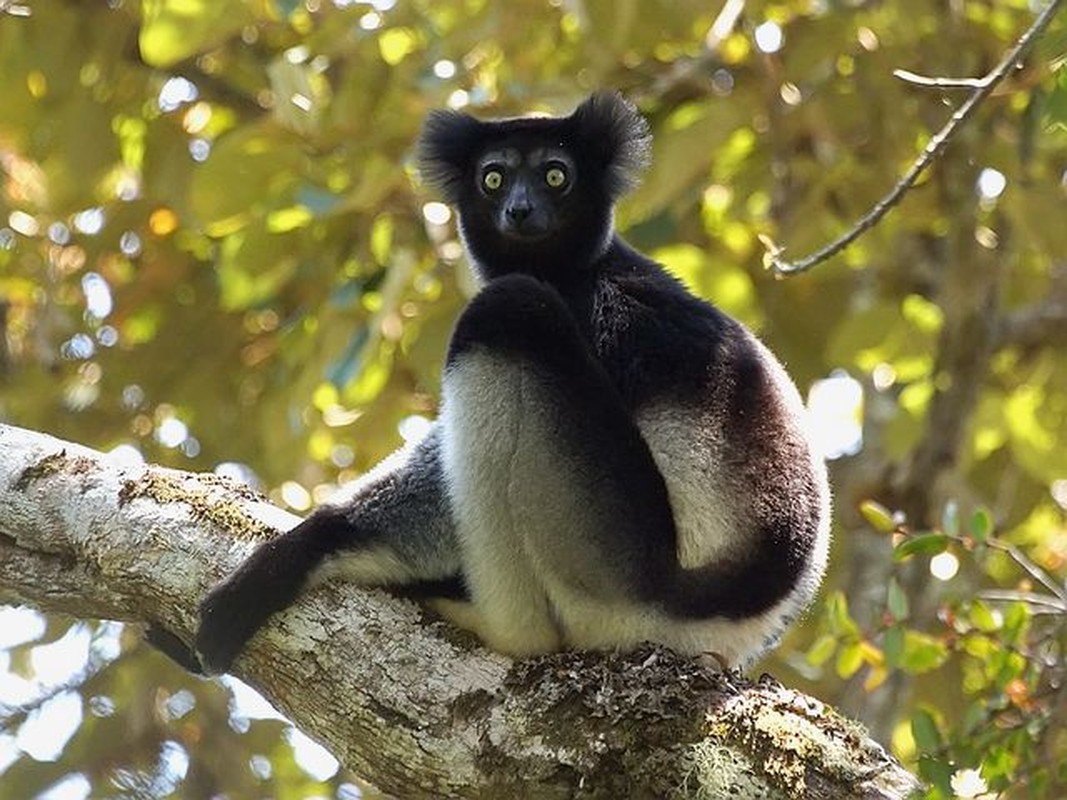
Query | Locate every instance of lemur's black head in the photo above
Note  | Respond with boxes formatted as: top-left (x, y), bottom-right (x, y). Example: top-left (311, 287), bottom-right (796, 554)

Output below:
top-left (417, 91), bottom-right (651, 280)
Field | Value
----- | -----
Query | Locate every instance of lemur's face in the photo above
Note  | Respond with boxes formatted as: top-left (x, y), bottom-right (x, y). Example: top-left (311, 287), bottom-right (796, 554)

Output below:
top-left (472, 143), bottom-right (579, 242)
top-left (417, 92), bottom-right (651, 278)
top-left (447, 128), bottom-right (605, 278)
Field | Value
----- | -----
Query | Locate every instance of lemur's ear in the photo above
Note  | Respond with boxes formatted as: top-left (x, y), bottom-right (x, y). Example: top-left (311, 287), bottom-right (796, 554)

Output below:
top-left (569, 91), bottom-right (652, 198)
top-left (416, 110), bottom-right (487, 203)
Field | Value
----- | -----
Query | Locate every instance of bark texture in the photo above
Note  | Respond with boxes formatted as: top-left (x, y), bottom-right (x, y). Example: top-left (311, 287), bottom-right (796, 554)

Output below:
top-left (0, 423), bottom-right (921, 799)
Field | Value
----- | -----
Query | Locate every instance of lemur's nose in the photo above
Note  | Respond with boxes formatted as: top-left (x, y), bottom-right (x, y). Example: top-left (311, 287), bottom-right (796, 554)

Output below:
top-left (506, 204), bottom-right (531, 223)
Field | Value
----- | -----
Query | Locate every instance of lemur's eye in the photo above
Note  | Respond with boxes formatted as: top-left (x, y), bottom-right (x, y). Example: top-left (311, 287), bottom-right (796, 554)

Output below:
top-left (545, 165), bottom-right (568, 189)
top-left (483, 169), bottom-right (504, 191)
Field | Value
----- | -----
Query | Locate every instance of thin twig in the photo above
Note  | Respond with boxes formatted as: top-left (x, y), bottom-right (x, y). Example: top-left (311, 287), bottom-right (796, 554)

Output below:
top-left (892, 68), bottom-right (990, 90)
top-left (0, 0), bottom-right (31, 17)
top-left (768, 0), bottom-right (1065, 276)
top-left (705, 0), bottom-right (746, 50)
top-left (985, 538), bottom-right (1067, 602)
top-left (979, 589), bottom-right (1067, 612)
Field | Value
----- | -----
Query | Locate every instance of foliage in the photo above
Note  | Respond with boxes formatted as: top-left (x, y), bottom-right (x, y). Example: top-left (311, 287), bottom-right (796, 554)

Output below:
top-left (813, 503), bottom-right (1067, 798)
top-left (0, 0), bottom-right (1065, 797)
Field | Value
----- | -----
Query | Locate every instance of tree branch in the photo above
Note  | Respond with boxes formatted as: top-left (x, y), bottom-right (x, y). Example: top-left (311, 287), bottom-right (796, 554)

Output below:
top-left (891, 69), bottom-right (990, 90)
top-left (994, 296), bottom-right (1067, 352)
top-left (766, 0), bottom-right (1065, 276)
top-left (0, 424), bottom-right (921, 799)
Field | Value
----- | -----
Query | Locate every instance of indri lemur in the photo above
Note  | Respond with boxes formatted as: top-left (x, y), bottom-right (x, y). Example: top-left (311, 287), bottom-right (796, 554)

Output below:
top-left (195, 92), bottom-right (831, 674)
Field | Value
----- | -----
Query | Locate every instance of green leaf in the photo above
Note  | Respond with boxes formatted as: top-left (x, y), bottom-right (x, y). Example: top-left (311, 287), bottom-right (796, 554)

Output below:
top-left (884, 625), bottom-right (904, 668)
top-left (983, 741), bottom-right (1021, 782)
top-left (962, 634), bottom-right (997, 659)
top-left (825, 591), bottom-right (860, 639)
top-left (900, 630), bottom-right (950, 673)
top-left (969, 600), bottom-right (1000, 633)
top-left (993, 651), bottom-right (1028, 689)
top-left (806, 634), bottom-right (837, 667)
top-left (1002, 601), bottom-right (1031, 645)
top-left (835, 642), bottom-right (865, 679)
top-left (911, 708), bottom-right (942, 752)
top-left (894, 532), bottom-right (950, 560)
top-left (969, 507), bottom-right (994, 542)
top-left (1045, 63), bottom-right (1067, 131)
top-left (887, 578), bottom-right (910, 622)
top-left (859, 499), bottom-right (897, 533)
top-left (916, 755), bottom-right (954, 795)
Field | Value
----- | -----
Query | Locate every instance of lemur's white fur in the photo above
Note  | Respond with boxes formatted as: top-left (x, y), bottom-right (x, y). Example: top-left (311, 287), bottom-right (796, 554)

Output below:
top-left (440, 349), bottom-right (830, 668)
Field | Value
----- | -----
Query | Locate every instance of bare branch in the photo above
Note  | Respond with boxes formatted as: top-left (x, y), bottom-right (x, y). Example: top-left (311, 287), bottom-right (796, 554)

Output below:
top-left (0, 423), bottom-right (922, 799)
top-left (979, 590), bottom-right (1067, 613)
top-left (767, 0), bottom-right (1065, 276)
top-left (705, 0), bottom-right (746, 50)
top-left (892, 69), bottom-right (990, 90)
top-left (0, 1), bottom-right (32, 18)
top-left (985, 539), bottom-right (1067, 603)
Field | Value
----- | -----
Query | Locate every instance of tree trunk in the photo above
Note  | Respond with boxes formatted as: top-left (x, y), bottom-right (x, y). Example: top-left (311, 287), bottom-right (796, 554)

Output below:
top-left (0, 423), bottom-right (920, 799)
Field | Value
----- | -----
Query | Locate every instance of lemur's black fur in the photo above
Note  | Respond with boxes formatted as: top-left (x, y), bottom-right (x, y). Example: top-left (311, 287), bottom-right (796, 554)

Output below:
top-left (195, 92), bottom-right (830, 675)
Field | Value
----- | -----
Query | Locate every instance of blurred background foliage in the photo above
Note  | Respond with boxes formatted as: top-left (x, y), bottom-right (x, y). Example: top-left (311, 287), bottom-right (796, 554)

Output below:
top-left (1, 0), bottom-right (1066, 797)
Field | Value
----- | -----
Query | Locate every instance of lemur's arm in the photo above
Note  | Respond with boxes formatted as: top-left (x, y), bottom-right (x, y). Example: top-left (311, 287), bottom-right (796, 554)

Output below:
top-left (196, 426), bottom-right (460, 674)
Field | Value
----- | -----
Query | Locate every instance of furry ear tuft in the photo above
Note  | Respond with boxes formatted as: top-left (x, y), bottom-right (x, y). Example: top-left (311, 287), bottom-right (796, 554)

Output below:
top-left (570, 91), bottom-right (652, 198)
top-left (416, 109), bottom-right (485, 203)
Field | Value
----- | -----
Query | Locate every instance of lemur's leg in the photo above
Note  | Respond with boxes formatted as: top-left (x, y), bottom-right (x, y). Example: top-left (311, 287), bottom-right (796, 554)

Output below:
top-left (439, 274), bottom-right (679, 656)
top-left (196, 427), bottom-right (459, 674)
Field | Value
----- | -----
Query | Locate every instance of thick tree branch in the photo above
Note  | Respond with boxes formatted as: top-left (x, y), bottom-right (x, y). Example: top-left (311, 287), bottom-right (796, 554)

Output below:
top-left (0, 424), bottom-right (921, 799)
top-left (766, 0), bottom-right (1064, 276)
